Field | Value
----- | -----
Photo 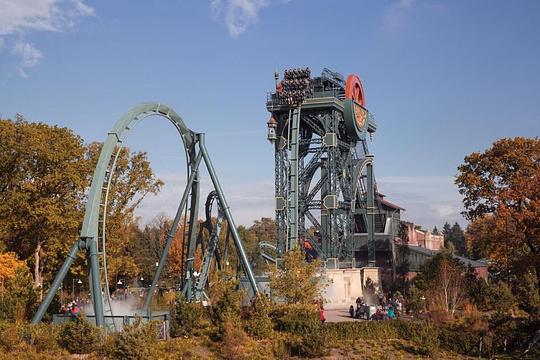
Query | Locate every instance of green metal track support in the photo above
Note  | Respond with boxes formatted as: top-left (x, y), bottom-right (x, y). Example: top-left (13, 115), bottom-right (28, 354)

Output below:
top-left (366, 155), bottom-right (376, 267)
top-left (288, 107), bottom-right (301, 251)
top-left (32, 103), bottom-right (258, 327)
top-left (143, 150), bottom-right (203, 312)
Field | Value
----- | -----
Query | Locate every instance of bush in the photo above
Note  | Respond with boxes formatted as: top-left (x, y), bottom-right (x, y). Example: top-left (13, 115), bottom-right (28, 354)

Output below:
top-left (0, 321), bottom-right (25, 352)
top-left (222, 318), bottom-right (250, 360)
top-left (270, 304), bottom-right (321, 336)
top-left (104, 319), bottom-right (158, 360)
top-left (437, 325), bottom-right (482, 356)
top-left (324, 321), bottom-right (399, 343)
top-left (243, 296), bottom-right (273, 339)
top-left (0, 266), bottom-right (37, 322)
top-left (491, 317), bottom-right (540, 354)
top-left (59, 317), bottom-right (103, 354)
top-left (208, 272), bottom-right (243, 339)
top-left (24, 323), bottom-right (62, 353)
top-left (269, 304), bottom-right (327, 357)
top-left (170, 294), bottom-right (207, 337)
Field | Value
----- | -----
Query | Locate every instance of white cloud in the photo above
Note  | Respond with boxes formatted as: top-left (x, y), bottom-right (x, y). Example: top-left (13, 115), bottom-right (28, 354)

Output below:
top-left (211, 0), bottom-right (270, 37)
top-left (72, 0), bottom-right (94, 17)
top-left (0, 0), bottom-right (94, 35)
top-left (378, 175), bottom-right (466, 229)
top-left (381, 0), bottom-right (416, 32)
top-left (0, 0), bottom-right (94, 77)
top-left (136, 172), bottom-right (466, 231)
top-left (18, 67), bottom-right (28, 78)
top-left (13, 42), bottom-right (43, 67)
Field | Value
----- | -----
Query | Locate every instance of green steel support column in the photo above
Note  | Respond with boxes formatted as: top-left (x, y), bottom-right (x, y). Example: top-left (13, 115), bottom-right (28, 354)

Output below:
top-left (320, 157), bottom-right (329, 256)
top-left (32, 241), bottom-right (81, 324)
top-left (143, 150), bottom-right (203, 312)
top-left (198, 134), bottom-right (259, 297)
top-left (366, 155), bottom-right (376, 267)
top-left (182, 169), bottom-right (200, 299)
top-left (288, 107), bottom-right (301, 251)
top-left (88, 237), bottom-right (105, 326)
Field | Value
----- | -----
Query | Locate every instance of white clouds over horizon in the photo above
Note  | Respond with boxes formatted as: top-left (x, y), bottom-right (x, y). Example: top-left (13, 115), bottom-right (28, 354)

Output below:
top-left (0, 0), bottom-right (94, 77)
top-left (135, 172), bottom-right (465, 230)
top-left (378, 175), bottom-right (465, 229)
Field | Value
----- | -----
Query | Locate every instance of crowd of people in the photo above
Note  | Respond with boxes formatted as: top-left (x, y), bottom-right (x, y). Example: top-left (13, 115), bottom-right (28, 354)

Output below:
top-left (349, 292), bottom-right (403, 321)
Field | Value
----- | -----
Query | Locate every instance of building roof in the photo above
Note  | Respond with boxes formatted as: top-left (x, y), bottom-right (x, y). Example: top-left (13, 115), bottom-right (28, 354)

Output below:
top-left (376, 193), bottom-right (405, 210)
top-left (407, 245), bottom-right (487, 268)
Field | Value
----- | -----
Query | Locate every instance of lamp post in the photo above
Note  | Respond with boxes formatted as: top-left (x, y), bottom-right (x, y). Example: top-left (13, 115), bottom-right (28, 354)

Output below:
top-left (72, 278), bottom-right (82, 298)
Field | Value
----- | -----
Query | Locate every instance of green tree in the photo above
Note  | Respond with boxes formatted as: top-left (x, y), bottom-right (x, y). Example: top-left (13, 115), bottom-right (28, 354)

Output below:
top-left (515, 269), bottom-right (540, 319)
top-left (490, 282), bottom-right (514, 315)
top-left (0, 119), bottom-right (88, 297)
top-left (237, 217), bottom-right (275, 275)
top-left (396, 221), bottom-right (411, 291)
top-left (414, 251), bottom-right (468, 316)
top-left (442, 222), bottom-right (466, 256)
top-left (269, 247), bottom-right (323, 304)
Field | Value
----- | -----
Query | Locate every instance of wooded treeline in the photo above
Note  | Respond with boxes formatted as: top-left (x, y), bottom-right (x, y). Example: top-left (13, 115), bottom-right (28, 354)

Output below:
top-left (0, 118), bottom-right (272, 320)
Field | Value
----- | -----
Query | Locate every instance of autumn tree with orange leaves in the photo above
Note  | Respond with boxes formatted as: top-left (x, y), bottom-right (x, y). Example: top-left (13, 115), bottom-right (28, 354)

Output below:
top-left (456, 137), bottom-right (540, 279)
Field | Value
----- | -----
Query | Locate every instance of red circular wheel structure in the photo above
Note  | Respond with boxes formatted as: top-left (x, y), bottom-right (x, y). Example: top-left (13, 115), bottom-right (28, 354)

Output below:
top-left (345, 74), bottom-right (366, 107)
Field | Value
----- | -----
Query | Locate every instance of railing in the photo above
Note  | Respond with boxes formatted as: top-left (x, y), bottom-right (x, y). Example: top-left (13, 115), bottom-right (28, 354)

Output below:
top-left (52, 312), bottom-right (170, 339)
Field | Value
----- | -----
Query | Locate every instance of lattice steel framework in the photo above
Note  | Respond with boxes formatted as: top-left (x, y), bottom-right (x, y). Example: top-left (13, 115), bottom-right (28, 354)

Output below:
top-left (267, 68), bottom-right (378, 263)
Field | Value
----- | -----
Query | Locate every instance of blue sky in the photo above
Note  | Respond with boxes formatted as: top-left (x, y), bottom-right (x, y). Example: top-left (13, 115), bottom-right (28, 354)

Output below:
top-left (0, 0), bottom-right (539, 229)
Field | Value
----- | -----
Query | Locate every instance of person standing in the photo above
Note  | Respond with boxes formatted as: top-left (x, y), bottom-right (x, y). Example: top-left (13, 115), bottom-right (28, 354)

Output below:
top-left (319, 306), bottom-right (326, 323)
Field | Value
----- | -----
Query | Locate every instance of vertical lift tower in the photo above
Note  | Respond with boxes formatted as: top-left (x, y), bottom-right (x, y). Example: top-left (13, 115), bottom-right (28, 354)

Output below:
top-left (266, 68), bottom-right (400, 290)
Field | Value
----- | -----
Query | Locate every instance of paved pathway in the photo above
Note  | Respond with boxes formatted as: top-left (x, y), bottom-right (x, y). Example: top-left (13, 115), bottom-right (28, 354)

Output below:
top-left (325, 308), bottom-right (362, 323)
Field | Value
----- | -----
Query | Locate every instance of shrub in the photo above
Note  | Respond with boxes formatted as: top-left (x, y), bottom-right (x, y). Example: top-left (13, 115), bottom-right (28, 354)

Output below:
top-left (437, 325), bottom-right (482, 356)
top-left (243, 296), bottom-right (273, 339)
top-left (24, 323), bottom-right (62, 353)
top-left (393, 320), bottom-right (439, 356)
top-left (208, 271), bottom-right (243, 339)
top-left (323, 321), bottom-right (399, 343)
top-left (270, 303), bottom-right (321, 336)
top-left (269, 247), bottom-right (323, 304)
top-left (59, 317), bottom-right (103, 354)
top-left (170, 294), bottom-right (206, 337)
top-left (222, 318), bottom-right (250, 360)
top-left (0, 321), bottom-right (25, 352)
top-left (270, 304), bottom-right (327, 357)
top-left (105, 319), bottom-right (158, 360)
top-left (0, 266), bottom-right (37, 322)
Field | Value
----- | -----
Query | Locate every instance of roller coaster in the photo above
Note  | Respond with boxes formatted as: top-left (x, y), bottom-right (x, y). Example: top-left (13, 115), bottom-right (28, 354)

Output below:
top-left (33, 67), bottom-right (400, 329)
top-left (32, 103), bottom-right (258, 328)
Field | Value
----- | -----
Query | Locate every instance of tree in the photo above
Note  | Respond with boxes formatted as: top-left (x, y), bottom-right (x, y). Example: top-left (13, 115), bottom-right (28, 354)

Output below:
top-left (442, 222), bottom-right (466, 256)
top-left (432, 226), bottom-right (440, 235)
top-left (431, 258), bottom-right (467, 316)
top-left (269, 247), bottom-right (323, 304)
top-left (414, 251), bottom-right (468, 316)
top-left (0, 119), bottom-right (88, 297)
top-left (0, 258), bottom-right (37, 322)
top-left (514, 269), bottom-right (540, 319)
top-left (456, 137), bottom-right (540, 278)
top-left (237, 217), bottom-right (275, 275)
top-left (396, 221), bottom-right (411, 291)
top-left (86, 143), bottom-right (163, 284)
